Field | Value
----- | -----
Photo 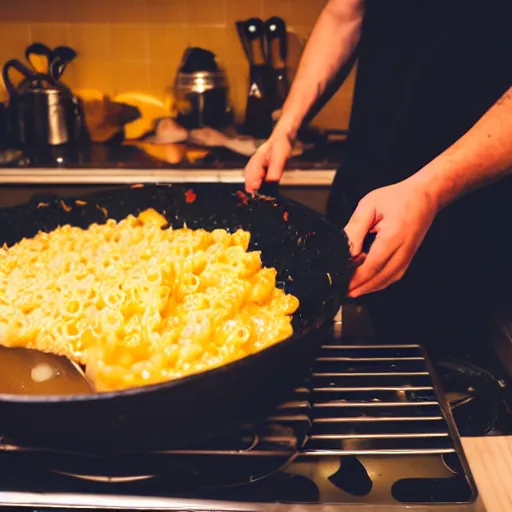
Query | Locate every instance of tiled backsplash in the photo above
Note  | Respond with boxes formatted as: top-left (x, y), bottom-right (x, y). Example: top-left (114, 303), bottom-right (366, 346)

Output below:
top-left (0, 0), bottom-right (355, 128)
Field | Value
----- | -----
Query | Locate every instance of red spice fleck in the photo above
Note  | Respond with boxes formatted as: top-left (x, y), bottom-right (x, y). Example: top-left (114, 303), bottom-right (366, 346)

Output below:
top-left (96, 204), bottom-right (109, 217)
top-left (60, 200), bottom-right (72, 213)
top-left (235, 190), bottom-right (249, 205)
top-left (75, 200), bottom-right (87, 206)
top-left (131, 184), bottom-right (144, 189)
top-left (37, 202), bottom-right (49, 208)
top-left (185, 189), bottom-right (197, 203)
top-left (283, 211), bottom-right (289, 222)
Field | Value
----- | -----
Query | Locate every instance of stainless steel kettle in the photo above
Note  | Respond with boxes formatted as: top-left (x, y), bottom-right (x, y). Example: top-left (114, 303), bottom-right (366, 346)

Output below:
top-left (2, 59), bottom-right (84, 148)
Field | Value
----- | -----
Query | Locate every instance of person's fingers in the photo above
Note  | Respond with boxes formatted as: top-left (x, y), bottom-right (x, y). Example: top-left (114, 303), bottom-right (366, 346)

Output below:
top-left (244, 145), bottom-right (270, 193)
top-left (265, 139), bottom-right (289, 182)
top-left (348, 233), bottom-right (397, 292)
top-left (343, 199), bottom-right (377, 256)
top-left (348, 250), bottom-right (407, 297)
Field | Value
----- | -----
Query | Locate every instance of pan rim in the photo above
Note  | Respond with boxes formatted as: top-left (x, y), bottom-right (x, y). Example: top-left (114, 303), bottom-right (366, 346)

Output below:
top-left (0, 184), bottom-right (347, 404)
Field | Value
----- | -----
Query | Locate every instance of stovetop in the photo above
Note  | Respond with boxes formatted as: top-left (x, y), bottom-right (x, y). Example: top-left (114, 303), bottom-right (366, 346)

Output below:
top-left (0, 308), bottom-right (489, 511)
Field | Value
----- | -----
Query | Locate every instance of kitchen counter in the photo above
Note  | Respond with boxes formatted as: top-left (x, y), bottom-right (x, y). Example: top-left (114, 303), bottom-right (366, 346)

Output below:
top-left (461, 437), bottom-right (512, 512)
top-left (0, 139), bottom-right (345, 174)
top-left (0, 167), bottom-right (336, 186)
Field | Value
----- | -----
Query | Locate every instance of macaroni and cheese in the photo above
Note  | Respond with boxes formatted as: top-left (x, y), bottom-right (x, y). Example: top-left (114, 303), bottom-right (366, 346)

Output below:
top-left (0, 209), bottom-right (299, 392)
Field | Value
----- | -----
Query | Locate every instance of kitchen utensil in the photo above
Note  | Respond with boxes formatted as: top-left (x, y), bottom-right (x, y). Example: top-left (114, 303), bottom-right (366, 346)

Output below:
top-left (4, 64), bottom-right (84, 147)
top-left (174, 47), bottom-right (233, 130)
top-left (49, 45), bottom-right (78, 80)
top-left (25, 42), bottom-right (53, 75)
top-left (264, 16), bottom-right (289, 111)
top-left (0, 346), bottom-right (91, 395)
top-left (235, 21), bottom-right (253, 63)
top-left (0, 183), bottom-right (352, 453)
top-left (240, 18), bottom-right (274, 138)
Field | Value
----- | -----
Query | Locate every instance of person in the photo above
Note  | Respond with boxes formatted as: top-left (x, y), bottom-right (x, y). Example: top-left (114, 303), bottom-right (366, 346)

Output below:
top-left (244, 0), bottom-right (512, 346)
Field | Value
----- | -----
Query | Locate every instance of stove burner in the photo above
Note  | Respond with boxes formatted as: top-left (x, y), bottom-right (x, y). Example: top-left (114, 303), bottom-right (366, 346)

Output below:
top-left (1, 411), bottom-right (312, 490)
top-left (434, 357), bottom-right (510, 435)
top-left (0, 332), bottom-right (479, 509)
top-left (327, 456), bottom-right (373, 496)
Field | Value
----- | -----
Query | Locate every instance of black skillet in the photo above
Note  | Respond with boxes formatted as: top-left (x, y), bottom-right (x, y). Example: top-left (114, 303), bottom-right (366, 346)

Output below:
top-left (0, 183), bottom-right (352, 454)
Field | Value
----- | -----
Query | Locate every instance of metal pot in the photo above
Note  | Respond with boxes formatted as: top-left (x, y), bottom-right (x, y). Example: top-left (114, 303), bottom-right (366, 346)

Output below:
top-left (2, 59), bottom-right (84, 148)
top-left (11, 86), bottom-right (83, 147)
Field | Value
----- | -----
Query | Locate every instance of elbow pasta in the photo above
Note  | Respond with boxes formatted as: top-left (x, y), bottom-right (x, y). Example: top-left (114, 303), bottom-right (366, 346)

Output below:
top-left (0, 209), bottom-right (299, 392)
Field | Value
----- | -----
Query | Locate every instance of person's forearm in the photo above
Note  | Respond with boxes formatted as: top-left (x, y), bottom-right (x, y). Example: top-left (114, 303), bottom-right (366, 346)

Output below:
top-left (274, 0), bottom-right (365, 140)
top-left (411, 87), bottom-right (512, 209)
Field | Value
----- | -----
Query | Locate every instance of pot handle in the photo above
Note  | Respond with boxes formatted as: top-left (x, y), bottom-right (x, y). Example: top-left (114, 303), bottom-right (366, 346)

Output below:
top-left (1, 59), bottom-right (35, 97)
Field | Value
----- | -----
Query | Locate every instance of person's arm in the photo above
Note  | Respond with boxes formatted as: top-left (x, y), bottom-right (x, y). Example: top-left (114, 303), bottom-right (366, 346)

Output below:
top-left (274, 0), bottom-right (365, 140)
top-left (410, 87), bottom-right (512, 209)
top-left (245, 0), bottom-right (365, 193)
top-left (345, 86), bottom-right (512, 297)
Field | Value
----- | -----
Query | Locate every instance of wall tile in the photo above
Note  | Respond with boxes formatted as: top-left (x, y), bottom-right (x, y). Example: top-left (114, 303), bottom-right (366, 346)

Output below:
top-left (68, 24), bottom-right (112, 60)
top-left (148, 61), bottom-right (176, 98)
top-left (29, 23), bottom-right (70, 47)
top-left (225, 25), bottom-right (250, 67)
top-left (286, 27), bottom-right (308, 70)
top-left (225, 0), bottom-right (262, 25)
top-left (148, 24), bottom-right (187, 64)
top-left (0, 23), bottom-right (31, 63)
top-left (145, 0), bottom-right (189, 25)
top-left (262, 0), bottom-right (290, 21)
top-left (110, 60), bottom-right (150, 95)
top-left (188, 0), bottom-right (226, 26)
top-left (70, 57), bottom-right (114, 92)
top-left (287, 0), bottom-right (326, 26)
top-left (111, 24), bottom-right (149, 62)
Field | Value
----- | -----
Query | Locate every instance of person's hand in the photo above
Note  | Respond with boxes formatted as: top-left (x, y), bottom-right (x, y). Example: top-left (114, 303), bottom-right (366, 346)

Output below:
top-left (344, 179), bottom-right (440, 298)
top-left (244, 132), bottom-right (293, 193)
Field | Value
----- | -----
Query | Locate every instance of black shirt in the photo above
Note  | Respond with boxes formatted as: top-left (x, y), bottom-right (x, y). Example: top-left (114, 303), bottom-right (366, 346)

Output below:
top-left (326, 0), bottom-right (512, 339)
top-left (328, 0), bottom-right (512, 223)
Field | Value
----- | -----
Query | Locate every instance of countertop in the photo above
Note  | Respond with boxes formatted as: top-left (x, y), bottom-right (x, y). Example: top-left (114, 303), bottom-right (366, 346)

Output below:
top-left (461, 437), bottom-right (512, 512)
top-left (0, 167), bottom-right (337, 186)
top-left (0, 139), bottom-right (344, 187)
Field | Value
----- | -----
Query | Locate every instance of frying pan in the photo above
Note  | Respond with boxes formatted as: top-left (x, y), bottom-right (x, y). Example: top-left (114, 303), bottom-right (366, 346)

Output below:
top-left (0, 184), bottom-right (352, 454)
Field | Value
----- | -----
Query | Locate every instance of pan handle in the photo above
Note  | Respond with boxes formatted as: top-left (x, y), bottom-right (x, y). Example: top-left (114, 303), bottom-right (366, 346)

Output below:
top-left (345, 231), bottom-right (376, 272)
top-left (258, 181), bottom-right (279, 197)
